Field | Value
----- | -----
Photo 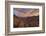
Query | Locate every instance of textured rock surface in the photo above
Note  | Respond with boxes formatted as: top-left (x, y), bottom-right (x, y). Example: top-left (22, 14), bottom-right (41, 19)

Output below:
top-left (13, 16), bottom-right (39, 28)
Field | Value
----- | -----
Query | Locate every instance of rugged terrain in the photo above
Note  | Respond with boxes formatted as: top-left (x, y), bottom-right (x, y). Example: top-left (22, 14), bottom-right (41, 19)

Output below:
top-left (13, 15), bottom-right (39, 28)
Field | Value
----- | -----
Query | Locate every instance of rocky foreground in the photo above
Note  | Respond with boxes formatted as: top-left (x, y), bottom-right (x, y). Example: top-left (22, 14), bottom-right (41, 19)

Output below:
top-left (13, 15), bottom-right (39, 28)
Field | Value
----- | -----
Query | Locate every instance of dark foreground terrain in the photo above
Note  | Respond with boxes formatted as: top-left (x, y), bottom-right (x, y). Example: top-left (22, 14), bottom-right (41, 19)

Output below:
top-left (13, 15), bottom-right (39, 28)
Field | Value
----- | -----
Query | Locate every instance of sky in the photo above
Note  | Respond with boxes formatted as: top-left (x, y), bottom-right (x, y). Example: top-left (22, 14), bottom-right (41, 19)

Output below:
top-left (13, 8), bottom-right (39, 17)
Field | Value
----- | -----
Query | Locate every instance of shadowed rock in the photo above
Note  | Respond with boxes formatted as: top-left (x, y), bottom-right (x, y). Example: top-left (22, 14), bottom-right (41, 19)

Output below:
top-left (13, 16), bottom-right (39, 28)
